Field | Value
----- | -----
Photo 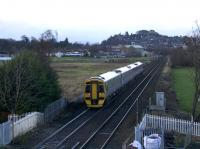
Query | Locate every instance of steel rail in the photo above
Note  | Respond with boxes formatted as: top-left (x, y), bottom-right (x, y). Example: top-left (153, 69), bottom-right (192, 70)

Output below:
top-left (34, 109), bottom-right (89, 148)
top-left (54, 62), bottom-right (158, 148)
top-left (54, 73), bottom-right (149, 148)
top-left (35, 66), bottom-right (139, 148)
top-left (78, 63), bottom-right (160, 149)
top-left (36, 74), bottom-right (140, 149)
top-left (100, 62), bottom-right (163, 149)
top-left (55, 107), bottom-right (103, 148)
top-left (35, 60), bottom-right (158, 149)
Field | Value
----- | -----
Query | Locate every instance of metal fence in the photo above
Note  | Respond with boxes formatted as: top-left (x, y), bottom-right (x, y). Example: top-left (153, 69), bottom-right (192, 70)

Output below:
top-left (44, 97), bottom-right (67, 123)
top-left (141, 114), bottom-right (200, 136)
top-left (0, 121), bottom-right (12, 146)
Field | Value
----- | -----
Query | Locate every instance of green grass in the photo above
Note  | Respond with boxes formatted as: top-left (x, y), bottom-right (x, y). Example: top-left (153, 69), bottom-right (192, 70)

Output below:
top-left (172, 68), bottom-right (195, 113)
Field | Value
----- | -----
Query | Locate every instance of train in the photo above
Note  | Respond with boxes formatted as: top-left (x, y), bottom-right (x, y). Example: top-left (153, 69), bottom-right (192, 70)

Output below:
top-left (83, 62), bottom-right (144, 108)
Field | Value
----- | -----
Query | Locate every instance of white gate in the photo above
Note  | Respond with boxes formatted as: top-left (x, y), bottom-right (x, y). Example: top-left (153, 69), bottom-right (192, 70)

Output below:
top-left (0, 121), bottom-right (12, 146)
top-left (141, 114), bottom-right (200, 136)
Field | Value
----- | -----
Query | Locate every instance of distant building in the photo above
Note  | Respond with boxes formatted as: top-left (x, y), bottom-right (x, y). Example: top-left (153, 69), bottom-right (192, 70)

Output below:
top-left (65, 51), bottom-right (84, 57)
top-left (97, 49), bottom-right (125, 58)
top-left (0, 53), bottom-right (12, 61)
top-left (126, 44), bottom-right (150, 57)
top-left (97, 43), bottom-right (150, 58)
top-left (55, 52), bottom-right (64, 57)
top-left (114, 43), bottom-right (150, 57)
top-left (111, 44), bottom-right (124, 49)
top-left (53, 51), bottom-right (85, 57)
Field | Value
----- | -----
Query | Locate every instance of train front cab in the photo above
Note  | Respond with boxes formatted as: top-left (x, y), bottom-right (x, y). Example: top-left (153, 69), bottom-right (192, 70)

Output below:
top-left (84, 79), bottom-right (106, 108)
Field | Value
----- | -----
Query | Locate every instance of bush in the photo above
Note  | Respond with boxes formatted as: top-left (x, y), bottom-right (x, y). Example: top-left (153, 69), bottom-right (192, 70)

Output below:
top-left (0, 50), bottom-right (61, 114)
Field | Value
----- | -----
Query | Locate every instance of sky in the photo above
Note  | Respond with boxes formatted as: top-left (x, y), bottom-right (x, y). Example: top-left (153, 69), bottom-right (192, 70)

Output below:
top-left (0, 0), bottom-right (200, 43)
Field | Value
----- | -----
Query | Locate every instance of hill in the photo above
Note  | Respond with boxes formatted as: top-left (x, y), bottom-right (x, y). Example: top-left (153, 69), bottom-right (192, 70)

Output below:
top-left (101, 30), bottom-right (184, 50)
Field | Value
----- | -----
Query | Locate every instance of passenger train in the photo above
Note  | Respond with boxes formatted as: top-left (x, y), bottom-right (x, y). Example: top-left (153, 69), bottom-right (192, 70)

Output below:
top-left (83, 62), bottom-right (144, 108)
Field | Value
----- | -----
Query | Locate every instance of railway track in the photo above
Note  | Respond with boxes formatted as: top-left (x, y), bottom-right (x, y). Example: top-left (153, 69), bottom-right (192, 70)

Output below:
top-left (35, 59), bottom-right (164, 149)
top-left (79, 61), bottom-right (164, 149)
top-left (106, 60), bottom-right (164, 148)
top-left (35, 72), bottom-right (148, 149)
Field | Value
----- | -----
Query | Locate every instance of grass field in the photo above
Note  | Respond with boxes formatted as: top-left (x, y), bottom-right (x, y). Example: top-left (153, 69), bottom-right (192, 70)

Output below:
top-left (51, 57), bottom-right (150, 102)
top-left (171, 68), bottom-right (197, 113)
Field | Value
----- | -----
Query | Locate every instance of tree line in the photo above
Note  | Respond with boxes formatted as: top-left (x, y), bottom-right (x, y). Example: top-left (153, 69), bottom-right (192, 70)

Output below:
top-left (0, 29), bottom-right (111, 57)
top-left (0, 30), bottom-right (85, 54)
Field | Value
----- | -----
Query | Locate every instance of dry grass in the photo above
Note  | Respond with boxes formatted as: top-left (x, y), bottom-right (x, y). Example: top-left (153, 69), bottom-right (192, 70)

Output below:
top-left (51, 62), bottom-right (129, 102)
top-left (51, 57), bottom-right (150, 102)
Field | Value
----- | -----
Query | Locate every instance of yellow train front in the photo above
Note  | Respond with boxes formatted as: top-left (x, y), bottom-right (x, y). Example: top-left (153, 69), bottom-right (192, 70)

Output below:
top-left (83, 78), bottom-right (106, 108)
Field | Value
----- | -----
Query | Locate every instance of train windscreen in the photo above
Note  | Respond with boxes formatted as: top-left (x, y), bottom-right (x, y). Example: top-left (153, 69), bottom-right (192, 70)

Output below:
top-left (98, 85), bottom-right (104, 92)
top-left (85, 85), bottom-right (91, 93)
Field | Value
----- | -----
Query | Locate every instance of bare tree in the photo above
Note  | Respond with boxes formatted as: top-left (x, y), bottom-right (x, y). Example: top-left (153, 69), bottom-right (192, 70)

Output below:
top-left (40, 30), bottom-right (57, 55)
top-left (0, 55), bottom-right (27, 114)
top-left (191, 22), bottom-right (200, 120)
top-left (21, 35), bottom-right (29, 43)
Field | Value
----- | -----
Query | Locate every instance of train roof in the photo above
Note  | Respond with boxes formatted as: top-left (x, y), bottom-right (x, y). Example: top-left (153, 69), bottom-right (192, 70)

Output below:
top-left (115, 61), bottom-right (143, 74)
top-left (127, 61), bottom-right (143, 68)
top-left (99, 71), bottom-right (121, 82)
top-left (89, 61), bottom-right (143, 82)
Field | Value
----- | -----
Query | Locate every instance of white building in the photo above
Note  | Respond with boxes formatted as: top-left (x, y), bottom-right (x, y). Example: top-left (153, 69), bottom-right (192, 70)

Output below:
top-left (54, 52), bottom-right (64, 57)
top-left (54, 51), bottom-right (85, 57)
top-left (0, 57), bottom-right (12, 61)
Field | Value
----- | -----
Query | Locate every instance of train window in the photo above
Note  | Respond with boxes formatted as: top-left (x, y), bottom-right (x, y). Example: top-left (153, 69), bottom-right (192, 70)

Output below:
top-left (85, 85), bottom-right (91, 93)
top-left (99, 85), bottom-right (104, 92)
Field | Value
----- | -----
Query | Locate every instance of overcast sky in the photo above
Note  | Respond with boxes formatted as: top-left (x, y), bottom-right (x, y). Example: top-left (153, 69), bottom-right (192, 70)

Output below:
top-left (0, 0), bottom-right (200, 43)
